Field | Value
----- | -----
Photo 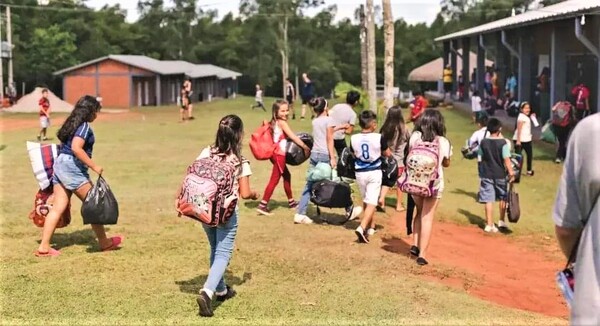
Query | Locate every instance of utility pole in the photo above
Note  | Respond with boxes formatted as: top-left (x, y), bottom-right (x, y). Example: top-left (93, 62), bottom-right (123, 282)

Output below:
top-left (366, 0), bottom-right (377, 112)
top-left (0, 11), bottom-right (4, 103)
top-left (6, 6), bottom-right (12, 87)
top-left (359, 4), bottom-right (368, 91)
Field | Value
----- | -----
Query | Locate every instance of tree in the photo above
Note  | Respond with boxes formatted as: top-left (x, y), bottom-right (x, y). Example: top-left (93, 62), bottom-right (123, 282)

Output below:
top-left (382, 0), bottom-right (394, 110)
top-left (27, 25), bottom-right (77, 84)
top-left (359, 5), bottom-right (368, 91)
top-left (366, 0), bottom-right (376, 112)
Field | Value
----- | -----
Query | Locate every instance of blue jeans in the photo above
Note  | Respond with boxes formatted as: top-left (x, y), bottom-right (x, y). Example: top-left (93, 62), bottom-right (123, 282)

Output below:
top-left (202, 209), bottom-right (238, 293)
top-left (297, 152), bottom-right (331, 215)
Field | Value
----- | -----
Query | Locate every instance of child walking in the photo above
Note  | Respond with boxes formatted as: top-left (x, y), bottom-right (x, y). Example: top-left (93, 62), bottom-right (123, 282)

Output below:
top-left (378, 106), bottom-right (410, 212)
top-left (294, 97), bottom-right (361, 224)
top-left (407, 109), bottom-right (452, 265)
top-left (477, 118), bottom-right (515, 233)
top-left (351, 110), bottom-right (391, 243)
top-left (513, 102), bottom-right (535, 176)
top-left (251, 84), bottom-right (266, 111)
top-left (38, 88), bottom-right (51, 141)
top-left (257, 100), bottom-right (309, 216)
top-left (194, 114), bottom-right (260, 317)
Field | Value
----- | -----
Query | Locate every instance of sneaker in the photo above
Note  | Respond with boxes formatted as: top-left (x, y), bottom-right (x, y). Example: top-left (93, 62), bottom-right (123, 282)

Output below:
top-left (366, 228), bottom-right (376, 236)
top-left (409, 245), bottom-right (420, 257)
top-left (345, 206), bottom-right (363, 221)
top-left (288, 199), bottom-right (299, 209)
top-left (355, 226), bottom-right (369, 243)
top-left (256, 205), bottom-right (273, 216)
top-left (196, 290), bottom-right (214, 317)
top-left (294, 214), bottom-right (313, 224)
top-left (527, 170), bottom-right (535, 176)
top-left (215, 286), bottom-right (236, 302)
top-left (497, 220), bottom-right (509, 230)
top-left (555, 158), bottom-right (561, 164)
top-left (484, 225), bottom-right (499, 233)
top-left (416, 257), bottom-right (429, 266)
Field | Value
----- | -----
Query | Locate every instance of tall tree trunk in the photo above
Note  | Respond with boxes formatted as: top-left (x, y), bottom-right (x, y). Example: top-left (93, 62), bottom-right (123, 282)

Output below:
top-left (382, 0), bottom-right (394, 111)
top-left (359, 4), bottom-right (368, 91)
top-left (279, 15), bottom-right (289, 98)
top-left (366, 0), bottom-right (377, 113)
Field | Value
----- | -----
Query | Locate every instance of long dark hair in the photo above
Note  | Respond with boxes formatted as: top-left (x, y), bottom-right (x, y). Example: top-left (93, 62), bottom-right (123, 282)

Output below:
top-left (214, 114), bottom-right (244, 160)
top-left (414, 109), bottom-right (446, 142)
top-left (380, 106), bottom-right (408, 148)
top-left (57, 95), bottom-right (101, 143)
top-left (309, 97), bottom-right (327, 115)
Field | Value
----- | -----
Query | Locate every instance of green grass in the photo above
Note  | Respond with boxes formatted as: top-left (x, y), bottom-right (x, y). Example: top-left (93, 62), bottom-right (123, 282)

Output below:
top-left (0, 97), bottom-right (565, 325)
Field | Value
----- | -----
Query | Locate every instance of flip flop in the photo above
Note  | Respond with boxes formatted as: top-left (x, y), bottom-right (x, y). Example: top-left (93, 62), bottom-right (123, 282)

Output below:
top-left (101, 235), bottom-right (124, 252)
top-left (35, 248), bottom-right (61, 257)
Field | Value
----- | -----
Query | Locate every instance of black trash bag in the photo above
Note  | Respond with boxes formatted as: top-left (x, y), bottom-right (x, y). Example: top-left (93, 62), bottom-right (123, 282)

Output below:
top-left (81, 176), bottom-right (119, 225)
top-left (337, 147), bottom-right (356, 179)
top-left (285, 132), bottom-right (313, 166)
top-left (381, 156), bottom-right (399, 187)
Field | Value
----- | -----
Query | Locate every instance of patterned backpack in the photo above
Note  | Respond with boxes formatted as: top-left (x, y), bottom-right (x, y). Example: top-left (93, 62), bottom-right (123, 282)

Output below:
top-left (398, 136), bottom-right (440, 198)
top-left (176, 150), bottom-right (239, 227)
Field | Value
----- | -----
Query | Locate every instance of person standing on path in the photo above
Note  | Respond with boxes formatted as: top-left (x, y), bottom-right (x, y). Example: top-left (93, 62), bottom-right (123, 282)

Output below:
top-left (38, 89), bottom-right (51, 141)
top-left (443, 64), bottom-right (453, 101)
top-left (553, 113), bottom-right (600, 325)
top-left (571, 82), bottom-right (591, 122)
top-left (285, 78), bottom-right (296, 120)
top-left (550, 101), bottom-right (575, 164)
top-left (329, 90), bottom-right (360, 157)
top-left (513, 102), bottom-right (536, 176)
top-left (300, 73), bottom-right (315, 120)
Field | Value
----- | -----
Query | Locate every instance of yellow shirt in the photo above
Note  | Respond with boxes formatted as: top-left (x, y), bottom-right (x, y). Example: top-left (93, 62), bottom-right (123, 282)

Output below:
top-left (443, 68), bottom-right (453, 83)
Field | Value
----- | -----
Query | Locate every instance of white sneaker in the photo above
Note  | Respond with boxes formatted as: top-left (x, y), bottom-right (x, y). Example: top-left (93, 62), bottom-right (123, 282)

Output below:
top-left (484, 225), bottom-right (499, 233)
top-left (346, 206), bottom-right (363, 221)
top-left (367, 228), bottom-right (376, 236)
top-left (497, 220), bottom-right (509, 229)
top-left (294, 214), bottom-right (313, 224)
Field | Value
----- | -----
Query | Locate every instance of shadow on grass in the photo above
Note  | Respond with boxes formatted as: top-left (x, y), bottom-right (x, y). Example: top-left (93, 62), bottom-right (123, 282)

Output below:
top-left (381, 236), bottom-right (412, 257)
top-left (451, 188), bottom-right (478, 201)
top-left (457, 208), bottom-right (485, 229)
top-left (176, 271), bottom-right (252, 295)
top-left (0, 144), bottom-right (6, 152)
top-left (243, 200), bottom-right (291, 211)
top-left (40, 229), bottom-right (102, 251)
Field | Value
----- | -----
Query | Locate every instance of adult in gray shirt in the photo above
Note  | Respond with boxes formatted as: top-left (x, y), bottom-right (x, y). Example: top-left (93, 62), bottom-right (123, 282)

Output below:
top-left (553, 113), bottom-right (600, 325)
top-left (329, 91), bottom-right (360, 157)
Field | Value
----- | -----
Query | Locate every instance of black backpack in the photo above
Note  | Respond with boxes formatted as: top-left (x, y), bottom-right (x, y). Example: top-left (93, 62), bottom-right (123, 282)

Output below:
top-left (310, 180), bottom-right (353, 218)
top-left (381, 156), bottom-right (399, 187)
top-left (336, 147), bottom-right (356, 179)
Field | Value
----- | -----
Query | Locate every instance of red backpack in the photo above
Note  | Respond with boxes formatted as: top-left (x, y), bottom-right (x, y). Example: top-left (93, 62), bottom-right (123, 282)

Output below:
top-left (176, 151), bottom-right (238, 227)
top-left (552, 101), bottom-right (573, 127)
top-left (249, 121), bottom-right (276, 160)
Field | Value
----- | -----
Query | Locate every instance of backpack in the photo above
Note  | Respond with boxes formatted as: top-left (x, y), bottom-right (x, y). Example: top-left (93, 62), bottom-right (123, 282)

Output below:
top-left (29, 187), bottom-right (71, 228)
top-left (249, 121), bottom-right (276, 160)
top-left (507, 101), bottom-right (519, 117)
top-left (552, 102), bottom-right (573, 127)
top-left (398, 136), bottom-right (441, 198)
top-left (461, 130), bottom-right (488, 160)
top-left (381, 156), bottom-right (399, 187)
top-left (337, 147), bottom-right (356, 179)
top-left (176, 152), bottom-right (238, 227)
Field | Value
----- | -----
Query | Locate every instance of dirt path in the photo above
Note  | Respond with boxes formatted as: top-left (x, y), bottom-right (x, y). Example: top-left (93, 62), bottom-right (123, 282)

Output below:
top-left (381, 212), bottom-right (567, 318)
top-left (0, 111), bottom-right (143, 133)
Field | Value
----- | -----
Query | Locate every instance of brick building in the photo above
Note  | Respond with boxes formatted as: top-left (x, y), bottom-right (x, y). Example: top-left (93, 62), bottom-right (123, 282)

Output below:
top-left (54, 55), bottom-right (242, 108)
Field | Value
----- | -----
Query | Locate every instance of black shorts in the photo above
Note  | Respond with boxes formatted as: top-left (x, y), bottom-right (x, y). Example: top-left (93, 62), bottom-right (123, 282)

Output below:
top-left (302, 96), bottom-right (313, 105)
top-left (333, 139), bottom-right (347, 157)
top-left (444, 82), bottom-right (452, 92)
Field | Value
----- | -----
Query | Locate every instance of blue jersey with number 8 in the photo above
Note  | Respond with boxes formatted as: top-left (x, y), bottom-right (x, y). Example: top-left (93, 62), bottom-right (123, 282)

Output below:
top-left (350, 133), bottom-right (388, 172)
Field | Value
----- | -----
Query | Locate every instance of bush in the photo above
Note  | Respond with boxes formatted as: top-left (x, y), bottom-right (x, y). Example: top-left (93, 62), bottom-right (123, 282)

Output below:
top-left (333, 82), bottom-right (368, 111)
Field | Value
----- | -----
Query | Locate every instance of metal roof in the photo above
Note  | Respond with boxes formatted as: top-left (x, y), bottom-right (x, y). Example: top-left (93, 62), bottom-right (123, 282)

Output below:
top-left (435, 0), bottom-right (600, 42)
top-left (54, 55), bottom-right (242, 79)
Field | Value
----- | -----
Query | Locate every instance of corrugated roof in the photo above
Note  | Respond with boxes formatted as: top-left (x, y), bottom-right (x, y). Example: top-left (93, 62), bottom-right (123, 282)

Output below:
top-left (54, 55), bottom-right (242, 79)
top-left (435, 0), bottom-right (600, 42)
top-left (408, 50), bottom-right (494, 82)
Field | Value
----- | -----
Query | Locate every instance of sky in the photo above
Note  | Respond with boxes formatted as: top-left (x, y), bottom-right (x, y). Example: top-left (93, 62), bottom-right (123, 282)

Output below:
top-left (86, 0), bottom-right (441, 26)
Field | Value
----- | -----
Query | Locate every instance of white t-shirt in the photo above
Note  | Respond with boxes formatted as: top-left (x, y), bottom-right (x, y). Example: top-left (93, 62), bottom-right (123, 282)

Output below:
top-left (471, 96), bottom-right (482, 112)
top-left (255, 90), bottom-right (263, 102)
top-left (350, 132), bottom-right (387, 171)
top-left (329, 103), bottom-right (357, 140)
top-left (273, 121), bottom-right (287, 152)
top-left (197, 147), bottom-right (252, 195)
top-left (513, 113), bottom-right (532, 142)
top-left (409, 131), bottom-right (452, 194)
top-left (469, 127), bottom-right (489, 147)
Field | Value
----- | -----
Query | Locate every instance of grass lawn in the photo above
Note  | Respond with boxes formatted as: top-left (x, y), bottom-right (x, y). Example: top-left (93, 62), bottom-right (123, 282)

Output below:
top-left (0, 97), bottom-right (566, 325)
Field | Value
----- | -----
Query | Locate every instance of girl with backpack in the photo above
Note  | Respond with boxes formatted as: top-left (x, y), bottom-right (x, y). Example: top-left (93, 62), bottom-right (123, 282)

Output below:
top-left (378, 106), bottom-right (411, 212)
top-left (194, 114), bottom-right (260, 317)
top-left (513, 102), bottom-right (535, 176)
top-left (35, 96), bottom-right (122, 257)
top-left (257, 100), bottom-right (310, 216)
top-left (551, 101), bottom-right (575, 163)
top-left (294, 97), bottom-right (362, 224)
top-left (402, 109), bottom-right (452, 266)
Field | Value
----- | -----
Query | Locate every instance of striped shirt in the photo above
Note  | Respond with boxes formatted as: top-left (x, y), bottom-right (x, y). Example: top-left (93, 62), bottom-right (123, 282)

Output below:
top-left (59, 122), bottom-right (95, 158)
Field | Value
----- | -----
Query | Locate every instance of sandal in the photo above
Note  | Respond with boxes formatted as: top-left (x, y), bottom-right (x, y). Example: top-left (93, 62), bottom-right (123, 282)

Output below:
top-left (35, 248), bottom-right (61, 257)
top-left (101, 235), bottom-right (124, 252)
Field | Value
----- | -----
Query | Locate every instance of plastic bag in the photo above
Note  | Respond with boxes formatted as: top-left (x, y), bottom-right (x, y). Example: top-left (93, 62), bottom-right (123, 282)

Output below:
top-left (81, 176), bottom-right (119, 225)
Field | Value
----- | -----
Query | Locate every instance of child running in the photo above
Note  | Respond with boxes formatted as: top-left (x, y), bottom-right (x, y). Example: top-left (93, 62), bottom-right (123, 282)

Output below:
top-left (194, 114), bottom-right (260, 317)
top-left (407, 109), bottom-right (452, 265)
top-left (478, 118), bottom-right (515, 233)
top-left (38, 88), bottom-right (51, 141)
top-left (351, 110), bottom-right (391, 243)
top-left (35, 95), bottom-right (122, 257)
top-left (251, 84), bottom-right (266, 111)
top-left (378, 106), bottom-right (410, 212)
top-left (257, 100), bottom-right (309, 216)
top-left (294, 97), bottom-right (361, 224)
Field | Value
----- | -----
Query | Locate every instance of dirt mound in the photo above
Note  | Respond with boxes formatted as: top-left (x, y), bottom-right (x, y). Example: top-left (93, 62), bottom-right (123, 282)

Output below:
top-left (381, 212), bottom-right (567, 318)
top-left (6, 87), bottom-right (73, 113)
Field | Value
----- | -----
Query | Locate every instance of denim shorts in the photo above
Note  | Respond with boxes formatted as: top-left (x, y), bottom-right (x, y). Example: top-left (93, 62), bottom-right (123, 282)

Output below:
top-left (52, 154), bottom-right (91, 191)
top-left (478, 178), bottom-right (508, 203)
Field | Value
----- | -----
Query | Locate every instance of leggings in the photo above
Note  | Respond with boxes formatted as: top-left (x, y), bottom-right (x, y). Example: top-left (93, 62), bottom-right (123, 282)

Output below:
top-left (514, 141), bottom-right (533, 172)
top-left (261, 154), bottom-right (293, 203)
top-left (553, 125), bottom-right (571, 160)
top-left (406, 194), bottom-right (416, 235)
